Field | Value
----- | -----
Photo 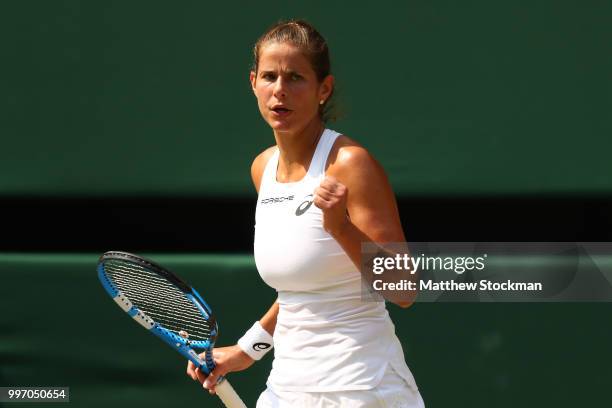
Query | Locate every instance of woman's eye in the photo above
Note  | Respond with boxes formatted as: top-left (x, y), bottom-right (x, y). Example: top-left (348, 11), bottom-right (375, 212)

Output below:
top-left (291, 74), bottom-right (302, 81)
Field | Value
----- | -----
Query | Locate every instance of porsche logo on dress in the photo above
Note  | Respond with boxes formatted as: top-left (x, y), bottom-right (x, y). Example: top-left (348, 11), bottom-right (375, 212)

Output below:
top-left (260, 195), bottom-right (294, 205)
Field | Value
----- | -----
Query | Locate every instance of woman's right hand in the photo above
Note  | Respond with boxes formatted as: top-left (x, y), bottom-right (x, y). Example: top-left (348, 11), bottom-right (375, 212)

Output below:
top-left (186, 345), bottom-right (255, 394)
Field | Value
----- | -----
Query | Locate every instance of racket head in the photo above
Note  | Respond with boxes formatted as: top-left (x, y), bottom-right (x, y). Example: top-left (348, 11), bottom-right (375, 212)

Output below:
top-left (97, 251), bottom-right (218, 373)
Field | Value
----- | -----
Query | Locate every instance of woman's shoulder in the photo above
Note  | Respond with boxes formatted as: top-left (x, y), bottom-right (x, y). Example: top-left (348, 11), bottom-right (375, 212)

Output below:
top-left (252, 145), bottom-right (277, 167)
top-left (326, 134), bottom-right (381, 177)
top-left (251, 145), bottom-right (277, 192)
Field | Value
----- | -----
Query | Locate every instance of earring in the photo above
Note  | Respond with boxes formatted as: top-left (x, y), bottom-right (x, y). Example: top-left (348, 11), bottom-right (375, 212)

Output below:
top-left (319, 100), bottom-right (325, 105)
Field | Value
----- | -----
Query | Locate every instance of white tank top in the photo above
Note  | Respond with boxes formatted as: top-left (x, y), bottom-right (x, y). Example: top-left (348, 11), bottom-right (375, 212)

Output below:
top-left (254, 129), bottom-right (419, 392)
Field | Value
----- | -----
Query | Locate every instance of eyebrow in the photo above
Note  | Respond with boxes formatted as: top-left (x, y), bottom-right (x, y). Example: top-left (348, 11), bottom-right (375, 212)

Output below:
top-left (259, 69), bottom-right (303, 77)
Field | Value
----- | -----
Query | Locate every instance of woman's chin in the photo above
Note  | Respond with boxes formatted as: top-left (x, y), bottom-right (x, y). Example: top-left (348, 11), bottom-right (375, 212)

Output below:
top-left (268, 119), bottom-right (295, 132)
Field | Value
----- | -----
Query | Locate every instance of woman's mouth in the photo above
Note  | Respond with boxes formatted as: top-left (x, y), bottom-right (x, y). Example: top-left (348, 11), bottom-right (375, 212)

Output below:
top-left (271, 107), bottom-right (292, 117)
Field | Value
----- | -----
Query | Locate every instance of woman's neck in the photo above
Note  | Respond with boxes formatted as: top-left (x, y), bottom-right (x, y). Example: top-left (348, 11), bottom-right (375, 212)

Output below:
top-left (273, 120), bottom-right (325, 181)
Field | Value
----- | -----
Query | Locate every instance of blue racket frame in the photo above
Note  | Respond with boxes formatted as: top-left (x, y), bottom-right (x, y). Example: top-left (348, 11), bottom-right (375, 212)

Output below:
top-left (97, 253), bottom-right (219, 374)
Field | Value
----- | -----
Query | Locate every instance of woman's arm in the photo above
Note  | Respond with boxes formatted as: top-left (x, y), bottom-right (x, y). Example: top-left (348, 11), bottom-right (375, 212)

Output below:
top-left (186, 149), bottom-right (281, 391)
top-left (251, 147), bottom-right (281, 335)
top-left (259, 301), bottom-right (279, 335)
top-left (314, 136), bottom-right (416, 308)
top-left (186, 301), bottom-right (278, 392)
top-left (251, 147), bottom-right (282, 335)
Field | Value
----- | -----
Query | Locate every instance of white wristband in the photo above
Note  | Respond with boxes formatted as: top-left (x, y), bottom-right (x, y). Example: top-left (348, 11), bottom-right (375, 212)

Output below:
top-left (237, 321), bottom-right (274, 361)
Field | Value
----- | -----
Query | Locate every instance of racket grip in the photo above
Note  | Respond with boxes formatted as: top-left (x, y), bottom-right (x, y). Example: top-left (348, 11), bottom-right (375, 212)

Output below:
top-left (215, 378), bottom-right (246, 408)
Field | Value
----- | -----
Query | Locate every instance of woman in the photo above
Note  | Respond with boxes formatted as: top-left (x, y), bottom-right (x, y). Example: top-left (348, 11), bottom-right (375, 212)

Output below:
top-left (187, 20), bottom-right (424, 407)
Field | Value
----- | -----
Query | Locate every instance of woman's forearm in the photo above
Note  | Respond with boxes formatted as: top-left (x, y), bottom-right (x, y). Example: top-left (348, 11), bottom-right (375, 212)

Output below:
top-left (259, 301), bottom-right (279, 336)
top-left (332, 220), bottom-right (416, 308)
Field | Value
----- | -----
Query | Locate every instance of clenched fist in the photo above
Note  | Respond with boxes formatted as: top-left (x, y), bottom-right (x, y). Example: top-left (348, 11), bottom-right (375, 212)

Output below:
top-left (314, 176), bottom-right (349, 236)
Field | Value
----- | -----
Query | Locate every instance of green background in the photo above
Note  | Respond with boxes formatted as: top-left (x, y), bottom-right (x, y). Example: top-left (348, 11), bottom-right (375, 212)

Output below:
top-left (2, 254), bottom-right (611, 407)
top-left (2, 1), bottom-right (612, 407)
top-left (1, 0), bottom-right (610, 197)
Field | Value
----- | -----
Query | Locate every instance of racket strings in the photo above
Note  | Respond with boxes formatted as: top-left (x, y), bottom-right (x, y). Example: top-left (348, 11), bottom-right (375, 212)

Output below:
top-left (105, 260), bottom-right (213, 341)
top-left (112, 278), bottom-right (210, 330)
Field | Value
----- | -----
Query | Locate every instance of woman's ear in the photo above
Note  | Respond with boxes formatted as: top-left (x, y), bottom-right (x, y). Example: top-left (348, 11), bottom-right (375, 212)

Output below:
top-left (319, 74), bottom-right (335, 102)
top-left (250, 71), bottom-right (257, 95)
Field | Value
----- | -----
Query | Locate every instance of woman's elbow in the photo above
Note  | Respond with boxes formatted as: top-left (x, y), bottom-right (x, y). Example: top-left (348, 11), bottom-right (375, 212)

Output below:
top-left (393, 300), bottom-right (415, 309)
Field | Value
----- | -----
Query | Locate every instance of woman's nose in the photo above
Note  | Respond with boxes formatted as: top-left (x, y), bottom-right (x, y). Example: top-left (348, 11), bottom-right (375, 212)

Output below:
top-left (273, 76), bottom-right (287, 99)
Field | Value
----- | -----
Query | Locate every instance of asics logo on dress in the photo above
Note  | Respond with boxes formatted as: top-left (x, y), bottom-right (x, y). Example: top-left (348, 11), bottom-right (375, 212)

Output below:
top-left (295, 194), bottom-right (314, 216)
top-left (260, 195), bottom-right (294, 204)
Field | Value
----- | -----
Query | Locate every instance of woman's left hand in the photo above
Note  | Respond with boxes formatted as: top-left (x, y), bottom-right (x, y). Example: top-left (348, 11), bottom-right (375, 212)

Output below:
top-left (314, 176), bottom-right (349, 236)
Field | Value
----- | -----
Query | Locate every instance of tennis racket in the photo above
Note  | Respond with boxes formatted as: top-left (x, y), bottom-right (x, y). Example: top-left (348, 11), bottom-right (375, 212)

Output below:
top-left (97, 251), bottom-right (246, 408)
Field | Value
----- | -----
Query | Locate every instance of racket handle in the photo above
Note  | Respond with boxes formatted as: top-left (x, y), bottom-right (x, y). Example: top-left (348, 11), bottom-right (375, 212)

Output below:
top-left (215, 378), bottom-right (246, 408)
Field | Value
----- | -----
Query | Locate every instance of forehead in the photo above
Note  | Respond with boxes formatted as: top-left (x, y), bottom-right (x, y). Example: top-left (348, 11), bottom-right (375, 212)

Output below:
top-left (257, 42), bottom-right (313, 73)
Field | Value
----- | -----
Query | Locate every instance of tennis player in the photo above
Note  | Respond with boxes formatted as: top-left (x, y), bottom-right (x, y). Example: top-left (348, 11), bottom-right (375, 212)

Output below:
top-left (187, 20), bottom-right (425, 407)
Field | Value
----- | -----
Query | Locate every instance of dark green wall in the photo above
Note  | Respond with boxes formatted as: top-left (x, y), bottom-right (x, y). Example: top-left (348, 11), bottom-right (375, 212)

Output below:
top-left (2, 254), bottom-right (611, 407)
top-left (2, 1), bottom-right (610, 197)
top-left (2, 2), bottom-right (611, 407)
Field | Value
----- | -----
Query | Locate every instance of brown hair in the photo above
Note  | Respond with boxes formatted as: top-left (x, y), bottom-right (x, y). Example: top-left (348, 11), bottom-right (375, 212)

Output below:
top-left (252, 19), bottom-right (337, 122)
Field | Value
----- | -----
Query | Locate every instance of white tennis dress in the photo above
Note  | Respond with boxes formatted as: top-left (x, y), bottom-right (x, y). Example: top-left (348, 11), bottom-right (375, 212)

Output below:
top-left (254, 129), bottom-right (424, 407)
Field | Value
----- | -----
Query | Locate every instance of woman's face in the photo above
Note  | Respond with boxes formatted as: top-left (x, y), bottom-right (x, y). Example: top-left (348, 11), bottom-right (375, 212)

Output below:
top-left (250, 42), bottom-right (333, 133)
